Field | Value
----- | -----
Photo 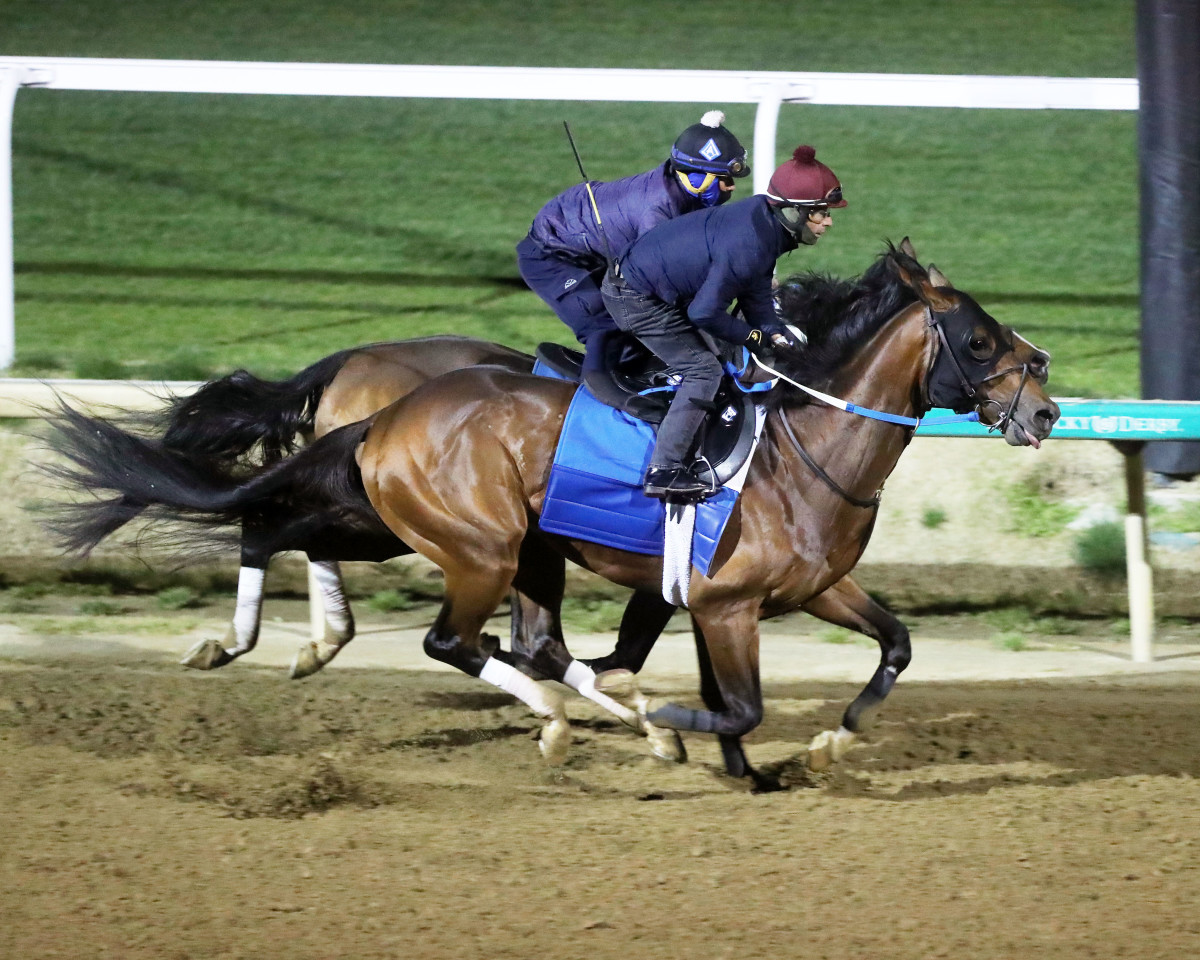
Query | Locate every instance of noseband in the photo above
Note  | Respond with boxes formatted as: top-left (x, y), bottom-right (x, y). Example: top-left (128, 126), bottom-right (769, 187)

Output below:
top-left (923, 306), bottom-right (1032, 435)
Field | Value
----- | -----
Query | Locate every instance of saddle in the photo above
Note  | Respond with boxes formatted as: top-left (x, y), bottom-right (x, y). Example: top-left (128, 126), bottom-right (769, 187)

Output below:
top-left (534, 339), bottom-right (762, 488)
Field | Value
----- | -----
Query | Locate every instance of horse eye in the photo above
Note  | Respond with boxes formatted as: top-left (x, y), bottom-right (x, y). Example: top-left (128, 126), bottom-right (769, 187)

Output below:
top-left (969, 337), bottom-right (989, 353)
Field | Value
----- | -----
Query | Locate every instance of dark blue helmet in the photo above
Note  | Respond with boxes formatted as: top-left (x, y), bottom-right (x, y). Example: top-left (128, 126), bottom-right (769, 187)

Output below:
top-left (669, 110), bottom-right (749, 207)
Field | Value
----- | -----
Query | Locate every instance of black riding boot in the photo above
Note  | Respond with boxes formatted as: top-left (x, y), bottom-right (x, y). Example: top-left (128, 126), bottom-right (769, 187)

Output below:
top-left (643, 463), bottom-right (708, 501)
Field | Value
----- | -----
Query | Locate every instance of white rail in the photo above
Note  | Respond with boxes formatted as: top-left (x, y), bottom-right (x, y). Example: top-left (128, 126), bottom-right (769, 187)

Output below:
top-left (0, 57), bottom-right (1138, 369)
top-left (0, 377), bottom-right (200, 418)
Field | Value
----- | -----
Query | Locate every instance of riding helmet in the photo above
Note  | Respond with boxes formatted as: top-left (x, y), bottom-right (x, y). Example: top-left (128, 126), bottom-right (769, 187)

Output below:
top-left (765, 145), bottom-right (846, 208)
top-left (669, 110), bottom-right (749, 207)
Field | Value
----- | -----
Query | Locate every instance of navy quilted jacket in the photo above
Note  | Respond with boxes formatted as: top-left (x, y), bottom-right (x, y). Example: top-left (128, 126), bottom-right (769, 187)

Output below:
top-left (527, 163), bottom-right (700, 267)
top-left (618, 195), bottom-right (798, 344)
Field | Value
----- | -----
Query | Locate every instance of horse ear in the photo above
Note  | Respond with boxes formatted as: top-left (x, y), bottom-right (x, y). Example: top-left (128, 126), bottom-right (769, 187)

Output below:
top-left (899, 236), bottom-right (918, 260)
top-left (889, 251), bottom-right (956, 312)
top-left (927, 264), bottom-right (951, 288)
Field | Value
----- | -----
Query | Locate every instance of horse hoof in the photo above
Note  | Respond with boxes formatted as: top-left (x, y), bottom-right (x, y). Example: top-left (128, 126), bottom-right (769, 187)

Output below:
top-left (593, 669), bottom-right (638, 699)
top-left (538, 716), bottom-right (571, 766)
top-left (179, 637), bottom-right (235, 671)
top-left (807, 727), bottom-right (855, 772)
top-left (290, 642), bottom-right (324, 679)
top-left (644, 722), bottom-right (687, 763)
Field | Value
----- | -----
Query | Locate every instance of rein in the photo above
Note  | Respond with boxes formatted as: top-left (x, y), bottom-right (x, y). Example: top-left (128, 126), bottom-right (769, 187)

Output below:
top-left (749, 332), bottom-right (980, 430)
top-left (749, 303), bottom-right (1023, 508)
top-left (772, 408), bottom-right (881, 509)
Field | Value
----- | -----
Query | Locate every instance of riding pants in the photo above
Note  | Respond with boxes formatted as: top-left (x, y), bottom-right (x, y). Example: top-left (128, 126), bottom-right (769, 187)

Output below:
top-left (516, 235), bottom-right (614, 341)
top-left (600, 270), bottom-right (723, 470)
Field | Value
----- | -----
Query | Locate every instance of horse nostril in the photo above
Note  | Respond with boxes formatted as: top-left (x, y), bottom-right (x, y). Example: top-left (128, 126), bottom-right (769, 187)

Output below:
top-left (1035, 407), bottom-right (1058, 428)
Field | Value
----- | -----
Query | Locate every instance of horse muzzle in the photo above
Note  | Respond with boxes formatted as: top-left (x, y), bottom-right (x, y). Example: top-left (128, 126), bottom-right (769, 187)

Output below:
top-left (1000, 394), bottom-right (1060, 448)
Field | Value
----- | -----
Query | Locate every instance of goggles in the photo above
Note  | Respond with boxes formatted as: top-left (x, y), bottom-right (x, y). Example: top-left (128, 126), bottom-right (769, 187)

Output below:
top-left (670, 148), bottom-right (750, 179)
top-left (766, 185), bottom-right (844, 209)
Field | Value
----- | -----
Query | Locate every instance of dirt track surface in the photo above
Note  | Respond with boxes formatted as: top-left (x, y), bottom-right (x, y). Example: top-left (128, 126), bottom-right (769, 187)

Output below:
top-left (3, 618), bottom-right (1200, 960)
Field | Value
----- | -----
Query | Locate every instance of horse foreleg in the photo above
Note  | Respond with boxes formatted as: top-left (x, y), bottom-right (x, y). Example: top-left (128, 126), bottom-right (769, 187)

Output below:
top-left (290, 560), bottom-right (357, 679)
top-left (180, 562), bottom-right (264, 670)
top-left (800, 576), bottom-right (911, 771)
top-left (646, 606), bottom-right (778, 790)
top-left (581, 590), bottom-right (677, 674)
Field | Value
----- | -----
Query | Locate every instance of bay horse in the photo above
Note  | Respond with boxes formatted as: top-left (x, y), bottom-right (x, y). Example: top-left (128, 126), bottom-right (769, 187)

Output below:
top-left (45, 241), bottom-right (1058, 787)
top-left (146, 333), bottom-right (901, 719)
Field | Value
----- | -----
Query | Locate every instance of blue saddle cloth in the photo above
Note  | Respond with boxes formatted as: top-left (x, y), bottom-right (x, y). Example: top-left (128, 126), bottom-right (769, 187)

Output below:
top-left (537, 377), bottom-right (743, 577)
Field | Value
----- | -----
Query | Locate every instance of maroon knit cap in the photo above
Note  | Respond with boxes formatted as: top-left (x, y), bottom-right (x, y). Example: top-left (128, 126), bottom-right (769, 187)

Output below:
top-left (766, 145), bottom-right (846, 207)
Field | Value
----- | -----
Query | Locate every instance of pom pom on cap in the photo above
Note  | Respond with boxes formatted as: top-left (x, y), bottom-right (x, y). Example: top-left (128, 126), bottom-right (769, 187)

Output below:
top-left (700, 110), bottom-right (726, 128)
top-left (792, 145), bottom-right (817, 163)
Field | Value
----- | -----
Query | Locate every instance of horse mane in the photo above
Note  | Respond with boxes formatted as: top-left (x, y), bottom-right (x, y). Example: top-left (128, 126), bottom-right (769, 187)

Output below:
top-left (773, 242), bottom-right (921, 384)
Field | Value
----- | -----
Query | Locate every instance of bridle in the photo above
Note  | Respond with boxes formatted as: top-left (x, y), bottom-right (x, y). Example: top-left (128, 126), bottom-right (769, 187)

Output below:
top-left (768, 302), bottom-right (1036, 509)
top-left (922, 305), bottom-right (1035, 437)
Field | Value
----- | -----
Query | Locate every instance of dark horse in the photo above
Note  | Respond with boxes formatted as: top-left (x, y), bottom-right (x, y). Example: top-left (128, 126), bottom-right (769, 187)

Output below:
top-left (141, 335), bottom-right (540, 676)
top-left (46, 242), bottom-right (1058, 787)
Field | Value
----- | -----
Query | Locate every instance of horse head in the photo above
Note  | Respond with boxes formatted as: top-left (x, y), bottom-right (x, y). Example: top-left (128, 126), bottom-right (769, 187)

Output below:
top-left (889, 238), bottom-right (1059, 447)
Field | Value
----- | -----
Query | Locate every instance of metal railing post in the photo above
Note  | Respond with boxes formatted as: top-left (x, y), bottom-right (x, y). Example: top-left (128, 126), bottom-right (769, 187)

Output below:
top-left (750, 82), bottom-right (812, 196)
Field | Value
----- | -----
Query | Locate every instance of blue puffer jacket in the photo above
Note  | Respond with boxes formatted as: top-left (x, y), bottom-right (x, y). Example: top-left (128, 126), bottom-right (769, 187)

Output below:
top-left (618, 195), bottom-right (798, 344)
top-left (527, 163), bottom-right (700, 267)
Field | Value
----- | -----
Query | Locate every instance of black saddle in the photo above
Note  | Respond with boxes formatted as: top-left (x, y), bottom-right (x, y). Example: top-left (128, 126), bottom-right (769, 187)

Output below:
top-left (535, 340), bottom-right (761, 488)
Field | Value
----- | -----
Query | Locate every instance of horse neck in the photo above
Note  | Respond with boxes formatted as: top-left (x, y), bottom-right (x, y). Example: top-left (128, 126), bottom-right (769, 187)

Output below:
top-left (774, 302), bottom-right (932, 499)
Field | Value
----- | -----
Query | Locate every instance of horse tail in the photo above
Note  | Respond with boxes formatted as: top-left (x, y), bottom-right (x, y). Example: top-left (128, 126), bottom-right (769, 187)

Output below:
top-left (151, 349), bottom-right (355, 463)
top-left (43, 401), bottom-right (371, 558)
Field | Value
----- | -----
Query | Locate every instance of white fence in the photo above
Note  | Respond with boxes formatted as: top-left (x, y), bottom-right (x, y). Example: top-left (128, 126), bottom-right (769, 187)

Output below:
top-left (0, 56), bottom-right (1138, 369)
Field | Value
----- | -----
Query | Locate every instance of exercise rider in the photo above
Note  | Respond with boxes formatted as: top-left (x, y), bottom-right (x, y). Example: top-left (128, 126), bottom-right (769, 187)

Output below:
top-left (517, 111), bottom-right (750, 393)
top-left (600, 144), bottom-right (847, 501)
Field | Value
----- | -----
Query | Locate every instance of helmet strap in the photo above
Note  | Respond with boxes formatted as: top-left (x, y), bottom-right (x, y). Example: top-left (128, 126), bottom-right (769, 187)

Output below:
top-left (772, 203), bottom-right (820, 244)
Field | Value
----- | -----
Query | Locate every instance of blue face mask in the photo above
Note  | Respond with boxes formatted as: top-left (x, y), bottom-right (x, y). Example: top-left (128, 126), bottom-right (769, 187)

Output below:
top-left (676, 170), bottom-right (732, 208)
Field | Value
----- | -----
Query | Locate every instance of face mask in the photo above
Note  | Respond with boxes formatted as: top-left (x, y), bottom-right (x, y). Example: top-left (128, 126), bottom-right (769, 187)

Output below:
top-left (676, 170), bottom-right (731, 208)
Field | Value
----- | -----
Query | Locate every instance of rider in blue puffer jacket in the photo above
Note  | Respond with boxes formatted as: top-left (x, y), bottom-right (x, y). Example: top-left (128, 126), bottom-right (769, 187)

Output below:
top-left (517, 111), bottom-right (750, 392)
top-left (602, 145), bottom-right (848, 501)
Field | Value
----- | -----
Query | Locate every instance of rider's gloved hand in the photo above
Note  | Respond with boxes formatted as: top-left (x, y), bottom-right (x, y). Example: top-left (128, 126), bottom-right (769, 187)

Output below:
top-left (745, 323), bottom-right (802, 363)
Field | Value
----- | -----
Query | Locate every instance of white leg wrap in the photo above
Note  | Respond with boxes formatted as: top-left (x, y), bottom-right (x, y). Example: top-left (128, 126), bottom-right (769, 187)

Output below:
top-left (563, 660), bottom-right (639, 726)
top-left (229, 566), bottom-right (266, 654)
top-left (479, 657), bottom-right (563, 719)
top-left (309, 560), bottom-right (353, 636)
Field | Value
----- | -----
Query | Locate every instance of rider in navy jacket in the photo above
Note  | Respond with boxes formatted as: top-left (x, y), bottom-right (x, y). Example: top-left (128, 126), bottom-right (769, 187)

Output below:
top-left (601, 144), bottom-right (848, 500)
top-left (517, 111), bottom-right (749, 391)
top-left (616, 194), bottom-right (794, 344)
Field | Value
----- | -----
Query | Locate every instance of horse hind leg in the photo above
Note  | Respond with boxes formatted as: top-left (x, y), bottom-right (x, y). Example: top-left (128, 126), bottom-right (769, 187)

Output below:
top-left (425, 565), bottom-right (571, 765)
top-left (800, 577), bottom-right (911, 772)
top-left (509, 597), bottom-right (686, 763)
top-left (290, 560), bottom-right (356, 679)
top-left (509, 591), bottom-right (684, 762)
top-left (180, 560), bottom-right (266, 671)
top-left (505, 546), bottom-right (685, 763)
